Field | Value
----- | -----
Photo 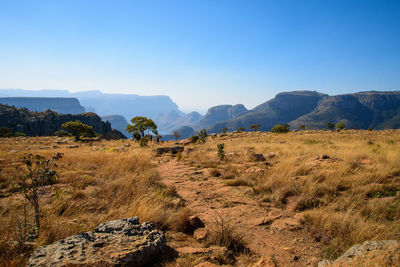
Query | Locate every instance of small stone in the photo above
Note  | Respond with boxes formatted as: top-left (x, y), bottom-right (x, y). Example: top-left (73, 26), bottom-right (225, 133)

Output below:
top-left (249, 153), bottom-right (266, 162)
top-left (252, 256), bottom-right (276, 267)
top-left (193, 228), bottom-right (208, 242)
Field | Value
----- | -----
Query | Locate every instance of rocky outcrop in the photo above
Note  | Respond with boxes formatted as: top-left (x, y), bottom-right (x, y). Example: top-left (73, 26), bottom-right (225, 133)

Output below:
top-left (101, 115), bottom-right (129, 137)
top-left (194, 104), bottom-right (248, 131)
top-left (28, 217), bottom-right (166, 267)
top-left (0, 97), bottom-right (85, 114)
top-left (208, 91), bottom-right (326, 133)
top-left (318, 240), bottom-right (400, 267)
top-left (0, 103), bottom-right (125, 139)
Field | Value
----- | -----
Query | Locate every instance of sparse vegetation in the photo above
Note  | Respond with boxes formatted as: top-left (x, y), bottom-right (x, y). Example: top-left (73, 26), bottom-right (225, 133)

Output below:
top-left (15, 153), bottom-right (63, 235)
top-left (270, 124), bottom-right (290, 133)
top-left (172, 130), bottom-right (181, 141)
top-left (1, 130), bottom-right (400, 265)
top-left (217, 143), bottom-right (225, 160)
top-left (336, 122), bottom-right (346, 130)
top-left (249, 124), bottom-right (260, 131)
top-left (237, 127), bottom-right (244, 132)
top-left (326, 123), bottom-right (335, 130)
top-left (198, 129), bottom-right (207, 144)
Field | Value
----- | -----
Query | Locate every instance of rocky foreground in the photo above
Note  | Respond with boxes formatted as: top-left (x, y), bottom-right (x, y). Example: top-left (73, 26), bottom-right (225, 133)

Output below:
top-left (28, 217), bottom-right (165, 266)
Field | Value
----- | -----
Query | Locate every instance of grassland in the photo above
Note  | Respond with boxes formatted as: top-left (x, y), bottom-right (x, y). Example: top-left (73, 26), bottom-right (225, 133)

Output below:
top-left (182, 130), bottom-right (400, 260)
top-left (0, 130), bottom-right (399, 266)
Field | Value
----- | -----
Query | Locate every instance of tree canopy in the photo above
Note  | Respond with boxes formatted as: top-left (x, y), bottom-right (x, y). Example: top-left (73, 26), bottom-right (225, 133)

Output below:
top-left (126, 116), bottom-right (158, 141)
top-left (61, 121), bottom-right (95, 140)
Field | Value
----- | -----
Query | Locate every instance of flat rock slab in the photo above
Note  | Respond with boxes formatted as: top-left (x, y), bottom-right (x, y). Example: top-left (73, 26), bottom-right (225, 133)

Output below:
top-left (28, 217), bottom-right (165, 267)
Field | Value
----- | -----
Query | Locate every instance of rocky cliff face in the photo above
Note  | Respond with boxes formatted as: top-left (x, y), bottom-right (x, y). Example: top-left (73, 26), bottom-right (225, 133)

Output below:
top-left (101, 115), bottom-right (129, 137)
top-left (0, 97), bottom-right (85, 114)
top-left (0, 104), bottom-right (125, 139)
top-left (208, 91), bottom-right (326, 132)
top-left (193, 104), bottom-right (248, 131)
top-left (290, 91), bottom-right (400, 129)
top-left (0, 89), bottom-right (184, 123)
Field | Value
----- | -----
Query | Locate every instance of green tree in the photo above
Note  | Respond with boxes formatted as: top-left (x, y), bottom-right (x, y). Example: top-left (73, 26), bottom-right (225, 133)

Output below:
top-left (217, 143), bottom-right (225, 160)
top-left (61, 121), bottom-right (95, 140)
top-left (198, 129), bottom-right (208, 143)
top-left (336, 122), bottom-right (346, 130)
top-left (298, 125), bottom-right (306, 131)
top-left (15, 153), bottom-right (63, 235)
top-left (249, 124), bottom-right (260, 131)
top-left (237, 127), bottom-right (245, 132)
top-left (0, 127), bottom-right (13, 137)
top-left (326, 123), bottom-right (335, 130)
top-left (221, 127), bottom-right (228, 134)
top-left (125, 116), bottom-right (158, 141)
top-left (271, 124), bottom-right (290, 133)
top-left (172, 130), bottom-right (181, 141)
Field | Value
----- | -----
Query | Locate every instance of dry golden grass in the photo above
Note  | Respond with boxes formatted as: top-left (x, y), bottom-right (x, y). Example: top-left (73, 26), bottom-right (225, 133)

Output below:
top-left (1, 130), bottom-right (400, 265)
top-left (180, 130), bottom-right (400, 259)
top-left (0, 137), bottom-right (189, 266)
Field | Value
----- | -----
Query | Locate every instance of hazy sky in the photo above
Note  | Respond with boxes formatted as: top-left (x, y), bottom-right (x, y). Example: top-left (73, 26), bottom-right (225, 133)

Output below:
top-left (0, 0), bottom-right (399, 113)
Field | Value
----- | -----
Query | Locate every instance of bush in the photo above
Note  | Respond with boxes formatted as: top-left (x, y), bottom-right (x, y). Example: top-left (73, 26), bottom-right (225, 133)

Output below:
top-left (237, 127), bottom-right (244, 133)
top-left (198, 129), bottom-right (207, 144)
top-left (0, 127), bottom-right (13, 137)
top-left (217, 143), bottom-right (225, 160)
top-left (326, 123), bottom-right (335, 130)
top-left (54, 130), bottom-right (70, 137)
top-left (191, 135), bottom-right (199, 143)
top-left (14, 132), bottom-right (26, 137)
top-left (271, 124), bottom-right (290, 133)
top-left (336, 122), bottom-right (346, 130)
top-left (61, 121), bottom-right (95, 140)
top-left (139, 136), bottom-right (150, 147)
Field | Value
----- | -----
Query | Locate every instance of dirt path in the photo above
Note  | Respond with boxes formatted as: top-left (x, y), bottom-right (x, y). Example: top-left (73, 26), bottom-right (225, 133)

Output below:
top-left (157, 159), bottom-right (323, 266)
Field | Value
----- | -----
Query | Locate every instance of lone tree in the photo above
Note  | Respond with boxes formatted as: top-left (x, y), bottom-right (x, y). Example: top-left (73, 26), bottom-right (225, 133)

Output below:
top-left (298, 125), bottom-right (306, 131)
top-left (271, 124), bottom-right (290, 133)
top-left (326, 122), bottom-right (335, 130)
top-left (336, 122), bottom-right (346, 130)
top-left (172, 130), bottom-right (181, 141)
top-left (126, 116), bottom-right (158, 141)
top-left (15, 153), bottom-right (63, 235)
top-left (249, 124), bottom-right (260, 131)
top-left (61, 121), bottom-right (95, 140)
top-left (237, 127), bottom-right (245, 132)
top-left (221, 127), bottom-right (228, 134)
top-left (198, 129), bottom-right (208, 143)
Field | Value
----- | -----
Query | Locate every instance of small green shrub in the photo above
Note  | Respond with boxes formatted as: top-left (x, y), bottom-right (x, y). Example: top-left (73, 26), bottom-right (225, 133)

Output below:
top-left (14, 132), bottom-right (27, 137)
top-left (271, 124), bottom-right (290, 133)
top-left (217, 143), bottom-right (225, 160)
top-left (198, 129), bottom-right (207, 144)
top-left (336, 122), bottom-right (346, 130)
top-left (0, 127), bottom-right (13, 137)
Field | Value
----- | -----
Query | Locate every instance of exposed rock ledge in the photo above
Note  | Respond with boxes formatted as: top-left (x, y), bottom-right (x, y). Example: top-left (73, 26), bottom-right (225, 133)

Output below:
top-left (318, 240), bottom-right (400, 267)
top-left (28, 217), bottom-right (165, 266)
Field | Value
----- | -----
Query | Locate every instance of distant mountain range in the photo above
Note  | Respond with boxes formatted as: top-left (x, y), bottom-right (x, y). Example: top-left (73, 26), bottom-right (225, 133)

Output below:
top-left (1, 89), bottom-right (400, 139)
top-left (0, 104), bottom-right (125, 139)
top-left (0, 97), bottom-right (85, 114)
top-left (204, 91), bottom-right (400, 133)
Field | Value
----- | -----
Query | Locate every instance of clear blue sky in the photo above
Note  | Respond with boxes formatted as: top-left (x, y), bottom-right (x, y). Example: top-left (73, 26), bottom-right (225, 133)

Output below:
top-left (0, 0), bottom-right (399, 113)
